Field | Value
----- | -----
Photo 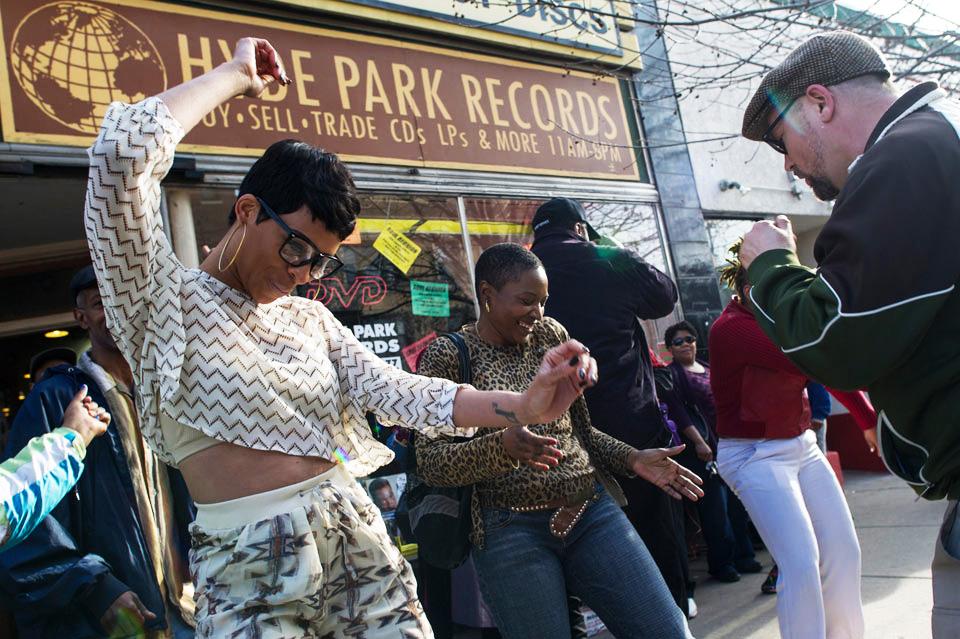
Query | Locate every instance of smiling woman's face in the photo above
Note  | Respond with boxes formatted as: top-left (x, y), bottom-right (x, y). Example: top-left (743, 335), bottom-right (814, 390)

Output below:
top-left (481, 266), bottom-right (549, 346)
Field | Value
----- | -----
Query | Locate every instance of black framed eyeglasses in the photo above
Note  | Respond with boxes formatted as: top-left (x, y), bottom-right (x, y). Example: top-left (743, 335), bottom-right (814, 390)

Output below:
top-left (761, 99), bottom-right (797, 155)
top-left (256, 197), bottom-right (344, 280)
top-left (670, 335), bottom-right (696, 347)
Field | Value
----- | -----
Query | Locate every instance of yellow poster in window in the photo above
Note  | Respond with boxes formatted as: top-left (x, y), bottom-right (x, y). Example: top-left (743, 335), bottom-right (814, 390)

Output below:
top-left (373, 227), bottom-right (421, 274)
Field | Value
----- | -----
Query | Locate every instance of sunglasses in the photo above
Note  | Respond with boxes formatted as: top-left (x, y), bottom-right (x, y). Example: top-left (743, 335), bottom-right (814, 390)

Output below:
top-left (761, 99), bottom-right (797, 155)
top-left (670, 335), bottom-right (696, 347)
top-left (256, 197), bottom-right (344, 280)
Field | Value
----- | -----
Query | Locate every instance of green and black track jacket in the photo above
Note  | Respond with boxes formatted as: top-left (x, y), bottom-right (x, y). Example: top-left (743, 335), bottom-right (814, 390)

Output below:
top-left (748, 82), bottom-right (960, 500)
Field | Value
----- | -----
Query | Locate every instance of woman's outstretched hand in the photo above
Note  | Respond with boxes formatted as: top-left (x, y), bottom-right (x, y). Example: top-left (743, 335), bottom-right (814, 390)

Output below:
top-left (628, 445), bottom-right (704, 501)
top-left (230, 37), bottom-right (290, 97)
top-left (519, 340), bottom-right (597, 425)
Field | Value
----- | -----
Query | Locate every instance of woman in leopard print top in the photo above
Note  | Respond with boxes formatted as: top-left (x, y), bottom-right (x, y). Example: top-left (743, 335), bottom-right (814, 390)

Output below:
top-left (416, 244), bottom-right (700, 639)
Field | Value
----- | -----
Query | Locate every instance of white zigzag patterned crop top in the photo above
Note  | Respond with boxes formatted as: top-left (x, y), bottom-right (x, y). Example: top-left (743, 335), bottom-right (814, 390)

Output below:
top-left (84, 98), bottom-right (464, 476)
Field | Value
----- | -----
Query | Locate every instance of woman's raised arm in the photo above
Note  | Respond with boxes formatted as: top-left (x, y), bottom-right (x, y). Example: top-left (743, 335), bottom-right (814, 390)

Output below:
top-left (158, 38), bottom-right (288, 135)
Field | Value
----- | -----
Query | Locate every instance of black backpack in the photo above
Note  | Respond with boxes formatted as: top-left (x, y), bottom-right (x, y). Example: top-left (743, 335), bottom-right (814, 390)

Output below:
top-left (400, 332), bottom-right (474, 570)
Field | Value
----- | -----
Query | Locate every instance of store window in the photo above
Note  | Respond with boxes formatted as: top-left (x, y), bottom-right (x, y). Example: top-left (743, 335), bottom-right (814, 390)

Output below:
top-left (187, 187), bottom-right (679, 363)
top-left (311, 194), bottom-right (476, 372)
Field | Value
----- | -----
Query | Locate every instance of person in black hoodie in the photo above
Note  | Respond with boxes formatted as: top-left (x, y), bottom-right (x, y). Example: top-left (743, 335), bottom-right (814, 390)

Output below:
top-left (530, 198), bottom-right (695, 616)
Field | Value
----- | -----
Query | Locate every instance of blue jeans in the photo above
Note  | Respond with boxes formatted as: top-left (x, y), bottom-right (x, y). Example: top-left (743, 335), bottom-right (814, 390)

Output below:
top-left (168, 611), bottom-right (196, 639)
top-left (472, 486), bottom-right (692, 639)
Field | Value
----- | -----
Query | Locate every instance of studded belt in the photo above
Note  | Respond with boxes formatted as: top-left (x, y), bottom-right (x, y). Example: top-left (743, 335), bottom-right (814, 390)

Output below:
top-left (508, 482), bottom-right (598, 540)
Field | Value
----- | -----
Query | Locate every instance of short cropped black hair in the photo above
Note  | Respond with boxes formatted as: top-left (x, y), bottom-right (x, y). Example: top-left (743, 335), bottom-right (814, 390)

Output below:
top-left (474, 243), bottom-right (543, 299)
top-left (665, 320), bottom-right (699, 348)
top-left (229, 139), bottom-right (360, 240)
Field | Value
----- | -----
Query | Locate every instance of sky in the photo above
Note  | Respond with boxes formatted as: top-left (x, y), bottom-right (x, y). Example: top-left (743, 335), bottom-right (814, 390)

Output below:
top-left (838, 0), bottom-right (960, 33)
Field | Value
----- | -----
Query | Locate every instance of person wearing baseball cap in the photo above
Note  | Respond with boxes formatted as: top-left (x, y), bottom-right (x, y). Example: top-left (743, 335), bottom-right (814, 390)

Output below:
top-left (531, 197), bottom-right (602, 242)
top-left (28, 347), bottom-right (77, 388)
top-left (738, 30), bottom-right (960, 637)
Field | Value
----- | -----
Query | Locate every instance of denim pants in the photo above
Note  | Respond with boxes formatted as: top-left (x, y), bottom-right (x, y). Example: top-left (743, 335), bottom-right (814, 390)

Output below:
top-left (718, 431), bottom-right (863, 639)
top-left (620, 474), bottom-right (691, 614)
top-left (472, 486), bottom-right (693, 639)
top-left (932, 499), bottom-right (960, 637)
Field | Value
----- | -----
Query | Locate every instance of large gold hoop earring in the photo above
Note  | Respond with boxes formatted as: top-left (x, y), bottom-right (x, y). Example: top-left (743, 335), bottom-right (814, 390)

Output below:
top-left (217, 223), bottom-right (247, 273)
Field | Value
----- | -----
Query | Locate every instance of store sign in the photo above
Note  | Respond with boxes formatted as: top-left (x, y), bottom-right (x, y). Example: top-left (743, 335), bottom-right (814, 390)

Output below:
top-left (338, 0), bottom-right (622, 55)
top-left (401, 332), bottom-right (438, 372)
top-left (352, 322), bottom-right (402, 368)
top-left (410, 280), bottom-right (450, 318)
top-left (0, 0), bottom-right (640, 180)
top-left (303, 275), bottom-right (388, 309)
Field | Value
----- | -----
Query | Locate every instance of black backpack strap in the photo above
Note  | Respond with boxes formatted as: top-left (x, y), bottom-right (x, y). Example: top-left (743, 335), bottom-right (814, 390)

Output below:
top-left (439, 332), bottom-right (472, 386)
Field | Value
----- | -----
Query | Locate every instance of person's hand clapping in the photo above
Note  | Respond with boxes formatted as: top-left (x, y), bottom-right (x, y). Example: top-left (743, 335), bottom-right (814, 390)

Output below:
top-left (519, 340), bottom-right (597, 425)
top-left (740, 215), bottom-right (797, 269)
top-left (502, 426), bottom-right (563, 471)
top-left (229, 37), bottom-right (290, 98)
top-left (62, 385), bottom-right (110, 447)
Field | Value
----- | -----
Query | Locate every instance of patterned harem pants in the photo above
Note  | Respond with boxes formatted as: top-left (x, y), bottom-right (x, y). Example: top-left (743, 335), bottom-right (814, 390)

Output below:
top-left (189, 464), bottom-right (432, 638)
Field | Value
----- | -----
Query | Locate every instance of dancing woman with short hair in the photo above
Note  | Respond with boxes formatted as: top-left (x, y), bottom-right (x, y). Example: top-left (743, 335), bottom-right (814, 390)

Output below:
top-left (84, 37), bottom-right (598, 637)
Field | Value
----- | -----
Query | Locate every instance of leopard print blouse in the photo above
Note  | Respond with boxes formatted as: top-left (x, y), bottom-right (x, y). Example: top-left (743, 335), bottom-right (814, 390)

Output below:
top-left (415, 316), bottom-right (635, 547)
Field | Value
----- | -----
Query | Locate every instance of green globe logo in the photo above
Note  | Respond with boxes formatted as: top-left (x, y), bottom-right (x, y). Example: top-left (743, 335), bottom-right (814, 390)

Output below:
top-left (10, 1), bottom-right (167, 135)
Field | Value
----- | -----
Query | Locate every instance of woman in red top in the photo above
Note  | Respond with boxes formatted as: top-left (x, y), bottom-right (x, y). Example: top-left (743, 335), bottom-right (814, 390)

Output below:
top-left (710, 243), bottom-right (877, 639)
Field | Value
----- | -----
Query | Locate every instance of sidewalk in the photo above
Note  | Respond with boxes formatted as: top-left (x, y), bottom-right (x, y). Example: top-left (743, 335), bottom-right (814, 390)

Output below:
top-left (453, 471), bottom-right (944, 639)
top-left (684, 471), bottom-right (944, 639)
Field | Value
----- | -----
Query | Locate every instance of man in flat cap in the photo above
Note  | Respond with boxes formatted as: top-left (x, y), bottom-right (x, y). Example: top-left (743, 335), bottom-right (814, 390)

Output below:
top-left (738, 30), bottom-right (960, 637)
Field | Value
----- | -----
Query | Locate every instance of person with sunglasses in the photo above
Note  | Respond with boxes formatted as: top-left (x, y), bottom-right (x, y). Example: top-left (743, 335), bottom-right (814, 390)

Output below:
top-left (82, 37), bottom-right (600, 637)
top-left (663, 321), bottom-right (761, 585)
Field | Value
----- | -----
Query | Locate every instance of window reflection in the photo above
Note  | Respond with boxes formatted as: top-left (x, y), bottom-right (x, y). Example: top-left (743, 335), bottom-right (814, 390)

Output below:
top-left (316, 194), bottom-right (475, 371)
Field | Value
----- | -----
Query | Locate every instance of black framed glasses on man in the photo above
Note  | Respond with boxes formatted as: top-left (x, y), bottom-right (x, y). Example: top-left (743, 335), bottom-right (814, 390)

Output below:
top-left (762, 99), bottom-right (797, 155)
top-left (255, 196), bottom-right (345, 280)
top-left (670, 335), bottom-right (696, 347)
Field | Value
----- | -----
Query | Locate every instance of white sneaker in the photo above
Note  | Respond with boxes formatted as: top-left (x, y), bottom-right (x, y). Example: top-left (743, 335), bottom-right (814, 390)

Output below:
top-left (687, 597), bottom-right (698, 619)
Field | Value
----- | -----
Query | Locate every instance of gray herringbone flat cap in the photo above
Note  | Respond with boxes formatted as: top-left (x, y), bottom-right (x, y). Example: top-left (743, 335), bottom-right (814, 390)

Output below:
top-left (742, 30), bottom-right (891, 141)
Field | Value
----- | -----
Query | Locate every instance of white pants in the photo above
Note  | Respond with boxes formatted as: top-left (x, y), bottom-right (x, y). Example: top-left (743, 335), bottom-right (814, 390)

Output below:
top-left (718, 430), bottom-right (863, 639)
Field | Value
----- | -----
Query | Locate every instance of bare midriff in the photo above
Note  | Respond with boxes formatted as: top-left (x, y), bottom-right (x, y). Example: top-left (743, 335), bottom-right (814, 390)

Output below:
top-left (179, 440), bottom-right (336, 504)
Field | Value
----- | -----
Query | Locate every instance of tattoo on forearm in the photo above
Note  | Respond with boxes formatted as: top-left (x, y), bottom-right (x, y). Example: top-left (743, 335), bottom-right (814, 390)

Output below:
top-left (492, 402), bottom-right (522, 426)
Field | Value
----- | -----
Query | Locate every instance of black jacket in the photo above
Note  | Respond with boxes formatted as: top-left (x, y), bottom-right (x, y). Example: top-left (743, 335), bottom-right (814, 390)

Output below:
top-left (532, 229), bottom-right (678, 448)
top-left (0, 364), bottom-right (195, 638)
top-left (748, 82), bottom-right (960, 499)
